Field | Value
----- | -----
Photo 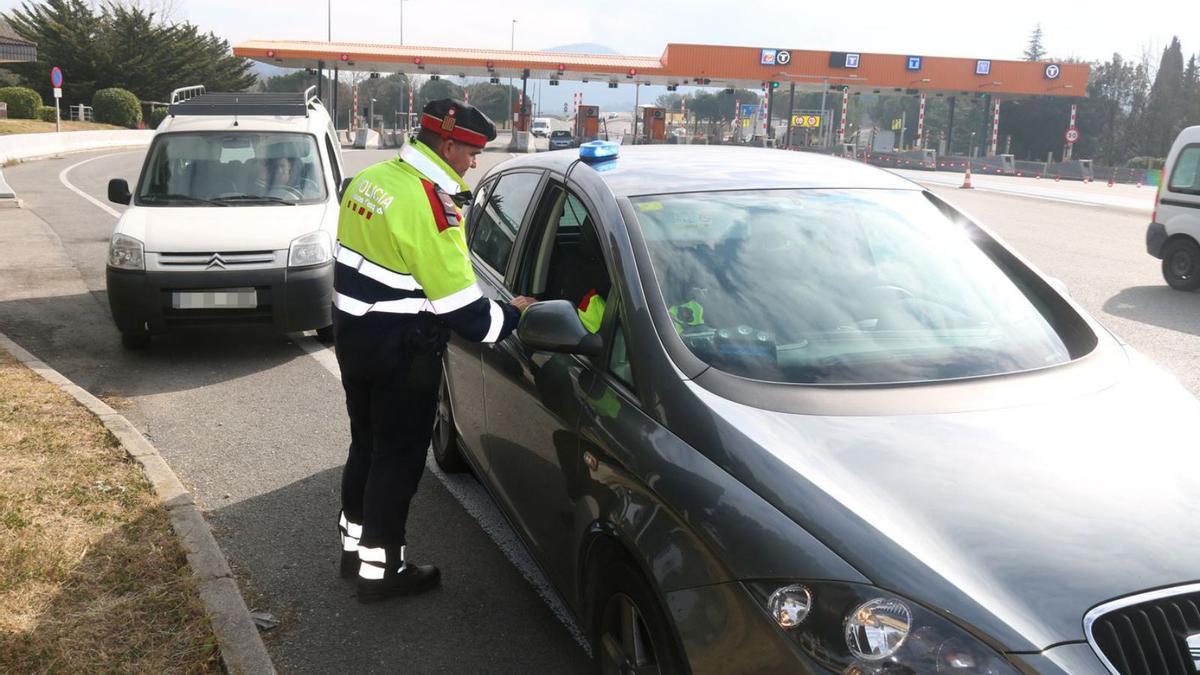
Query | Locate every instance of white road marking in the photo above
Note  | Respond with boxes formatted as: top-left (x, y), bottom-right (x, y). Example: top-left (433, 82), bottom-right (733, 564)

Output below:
top-left (289, 329), bottom-right (591, 653)
top-left (59, 152), bottom-right (139, 219)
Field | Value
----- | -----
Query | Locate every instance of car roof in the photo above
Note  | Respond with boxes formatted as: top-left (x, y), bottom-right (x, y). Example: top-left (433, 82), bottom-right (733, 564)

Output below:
top-left (496, 145), bottom-right (920, 196)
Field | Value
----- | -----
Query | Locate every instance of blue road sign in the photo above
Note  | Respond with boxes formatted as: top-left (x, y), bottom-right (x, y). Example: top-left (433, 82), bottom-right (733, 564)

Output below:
top-left (907, 56), bottom-right (923, 71)
top-left (50, 66), bottom-right (63, 88)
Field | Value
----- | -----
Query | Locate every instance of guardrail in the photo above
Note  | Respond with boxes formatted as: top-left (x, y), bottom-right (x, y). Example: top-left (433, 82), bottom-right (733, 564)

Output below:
top-left (0, 129), bottom-right (155, 165)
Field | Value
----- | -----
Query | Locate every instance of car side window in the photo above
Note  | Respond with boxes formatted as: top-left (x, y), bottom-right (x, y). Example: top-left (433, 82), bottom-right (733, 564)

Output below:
top-left (519, 182), bottom-right (612, 319)
top-left (1168, 145), bottom-right (1200, 195)
top-left (466, 179), bottom-right (495, 243)
top-left (469, 171), bottom-right (541, 275)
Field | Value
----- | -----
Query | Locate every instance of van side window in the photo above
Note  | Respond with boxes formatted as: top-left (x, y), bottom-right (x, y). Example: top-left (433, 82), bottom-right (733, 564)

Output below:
top-left (325, 133), bottom-right (343, 189)
top-left (1169, 146), bottom-right (1200, 195)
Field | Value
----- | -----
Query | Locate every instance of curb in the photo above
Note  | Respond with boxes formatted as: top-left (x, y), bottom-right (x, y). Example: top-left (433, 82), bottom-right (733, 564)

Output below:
top-left (0, 332), bottom-right (275, 675)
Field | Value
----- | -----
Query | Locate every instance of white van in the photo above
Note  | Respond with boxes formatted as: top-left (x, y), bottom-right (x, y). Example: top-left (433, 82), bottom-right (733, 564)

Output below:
top-left (531, 117), bottom-right (551, 137)
top-left (105, 85), bottom-right (346, 348)
top-left (1147, 125), bottom-right (1200, 290)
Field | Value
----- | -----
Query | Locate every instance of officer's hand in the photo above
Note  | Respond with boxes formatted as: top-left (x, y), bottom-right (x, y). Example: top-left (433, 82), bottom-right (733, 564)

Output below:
top-left (510, 296), bottom-right (538, 313)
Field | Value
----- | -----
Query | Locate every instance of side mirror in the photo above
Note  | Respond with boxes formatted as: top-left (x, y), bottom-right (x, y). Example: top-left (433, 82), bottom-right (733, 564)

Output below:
top-left (339, 177), bottom-right (352, 200)
top-left (107, 178), bottom-right (131, 205)
top-left (517, 299), bottom-right (603, 356)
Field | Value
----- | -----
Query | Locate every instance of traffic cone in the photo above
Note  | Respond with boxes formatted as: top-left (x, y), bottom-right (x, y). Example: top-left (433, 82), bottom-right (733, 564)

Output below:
top-left (1055, 175), bottom-right (1061, 182)
top-left (961, 165), bottom-right (974, 189)
top-left (1136, 181), bottom-right (1143, 188)
top-left (1107, 176), bottom-right (1114, 187)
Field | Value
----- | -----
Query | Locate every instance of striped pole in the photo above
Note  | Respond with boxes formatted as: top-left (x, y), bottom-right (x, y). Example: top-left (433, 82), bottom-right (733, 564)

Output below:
top-left (1066, 103), bottom-right (1077, 160)
top-left (353, 85), bottom-right (359, 131)
top-left (838, 88), bottom-right (849, 143)
top-left (990, 100), bottom-right (1001, 156)
top-left (915, 93), bottom-right (926, 149)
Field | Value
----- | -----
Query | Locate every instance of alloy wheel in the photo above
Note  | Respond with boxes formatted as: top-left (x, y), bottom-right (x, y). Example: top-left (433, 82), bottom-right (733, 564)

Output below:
top-left (599, 592), bottom-right (661, 675)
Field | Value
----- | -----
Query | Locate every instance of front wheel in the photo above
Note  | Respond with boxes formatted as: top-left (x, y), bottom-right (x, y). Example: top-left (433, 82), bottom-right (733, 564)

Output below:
top-left (431, 372), bottom-right (469, 473)
top-left (592, 559), bottom-right (686, 675)
top-left (1162, 238), bottom-right (1200, 291)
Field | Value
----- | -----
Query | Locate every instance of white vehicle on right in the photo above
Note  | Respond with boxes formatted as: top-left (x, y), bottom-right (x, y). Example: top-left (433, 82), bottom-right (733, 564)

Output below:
top-left (1147, 125), bottom-right (1200, 289)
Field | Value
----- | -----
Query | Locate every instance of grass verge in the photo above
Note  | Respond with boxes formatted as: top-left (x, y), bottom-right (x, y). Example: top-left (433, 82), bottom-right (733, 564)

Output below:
top-left (0, 349), bottom-right (219, 673)
top-left (0, 119), bottom-right (127, 134)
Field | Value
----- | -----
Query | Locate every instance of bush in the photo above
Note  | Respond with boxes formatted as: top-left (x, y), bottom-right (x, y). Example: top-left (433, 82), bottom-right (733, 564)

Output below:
top-left (37, 105), bottom-right (57, 123)
top-left (1126, 156), bottom-right (1165, 170)
top-left (92, 88), bottom-right (142, 128)
top-left (0, 86), bottom-right (43, 119)
top-left (147, 106), bottom-right (168, 129)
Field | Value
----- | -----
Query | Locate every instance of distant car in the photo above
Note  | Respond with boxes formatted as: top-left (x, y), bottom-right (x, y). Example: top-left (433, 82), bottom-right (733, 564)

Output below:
top-left (1146, 125), bottom-right (1200, 289)
top-left (104, 85), bottom-right (345, 348)
top-left (670, 127), bottom-right (687, 138)
top-left (547, 129), bottom-right (575, 150)
top-left (531, 118), bottom-right (552, 137)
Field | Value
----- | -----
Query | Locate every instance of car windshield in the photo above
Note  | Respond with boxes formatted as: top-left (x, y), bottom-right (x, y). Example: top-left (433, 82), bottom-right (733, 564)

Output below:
top-left (631, 189), bottom-right (1074, 385)
top-left (551, 131), bottom-right (570, 138)
top-left (137, 132), bottom-right (326, 206)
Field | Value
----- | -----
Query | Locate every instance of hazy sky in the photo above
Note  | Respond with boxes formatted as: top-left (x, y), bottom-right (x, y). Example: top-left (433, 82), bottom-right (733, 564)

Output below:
top-left (2, 0), bottom-right (1195, 64)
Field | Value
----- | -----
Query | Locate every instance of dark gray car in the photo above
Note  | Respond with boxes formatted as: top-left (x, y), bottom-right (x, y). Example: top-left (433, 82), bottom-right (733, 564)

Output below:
top-left (434, 145), bottom-right (1200, 675)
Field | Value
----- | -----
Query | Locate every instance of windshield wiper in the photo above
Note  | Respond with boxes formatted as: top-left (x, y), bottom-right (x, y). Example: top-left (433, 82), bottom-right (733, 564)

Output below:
top-left (140, 193), bottom-right (227, 206)
top-left (212, 195), bottom-right (297, 205)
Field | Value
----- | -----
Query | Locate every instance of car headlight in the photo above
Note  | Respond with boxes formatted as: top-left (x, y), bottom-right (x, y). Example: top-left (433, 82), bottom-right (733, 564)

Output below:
top-left (108, 233), bottom-right (144, 270)
top-left (288, 231), bottom-right (332, 267)
top-left (747, 581), bottom-right (1020, 674)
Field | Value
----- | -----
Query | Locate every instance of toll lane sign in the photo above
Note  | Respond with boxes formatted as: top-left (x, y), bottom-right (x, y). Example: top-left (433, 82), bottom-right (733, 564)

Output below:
top-left (792, 115), bottom-right (821, 128)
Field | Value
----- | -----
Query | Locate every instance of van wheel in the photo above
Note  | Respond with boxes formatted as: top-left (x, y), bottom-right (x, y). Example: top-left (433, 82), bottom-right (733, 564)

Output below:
top-left (432, 373), bottom-right (469, 473)
top-left (120, 333), bottom-right (150, 350)
top-left (590, 556), bottom-right (685, 675)
top-left (315, 325), bottom-right (334, 344)
top-left (1162, 239), bottom-right (1200, 291)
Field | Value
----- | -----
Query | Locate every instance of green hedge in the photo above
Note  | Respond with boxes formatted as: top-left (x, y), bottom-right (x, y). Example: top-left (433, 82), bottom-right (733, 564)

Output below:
top-left (92, 88), bottom-right (142, 128)
top-left (147, 106), bottom-right (168, 129)
top-left (37, 105), bottom-right (57, 123)
top-left (0, 86), bottom-right (43, 119)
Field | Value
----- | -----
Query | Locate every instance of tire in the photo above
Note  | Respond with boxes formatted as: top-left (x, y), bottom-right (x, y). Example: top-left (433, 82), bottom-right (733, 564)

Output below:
top-left (431, 371), bottom-right (469, 473)
top-left (120, 333), bottom-right (150, 350)
top-left (1162, 238), bottom-right (1200, 291)
top-left (315, 325), bottom-right (334, 344)
top-left (591, 557), bottom-right (687, 675)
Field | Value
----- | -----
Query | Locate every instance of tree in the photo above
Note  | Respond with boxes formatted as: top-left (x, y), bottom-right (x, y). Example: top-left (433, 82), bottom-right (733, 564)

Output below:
top-left (464, 81), bottom-right (521, 125)
top-left (1024, 24), bottom-right (1046, 62)
top-left (4, 0), bottom-right (255, 104)
top-left (1141, 37), bottom-right (1187, 157)
top-left (416, 78), bottom-right (464, 112)
top-left (655, 92), bottom-right (682, 112)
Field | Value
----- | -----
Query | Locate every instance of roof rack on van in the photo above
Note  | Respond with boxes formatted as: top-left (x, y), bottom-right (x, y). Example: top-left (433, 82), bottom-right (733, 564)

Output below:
top-left (167, 85), bottom-right (323, 118)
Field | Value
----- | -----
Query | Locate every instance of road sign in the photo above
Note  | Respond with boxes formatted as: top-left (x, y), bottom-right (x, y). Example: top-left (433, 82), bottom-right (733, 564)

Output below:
top-left (1065, 128), bottom-right (1080, 143)
top-left (791, 115), bottom-right (821, 128)
top-left (50, 66), bottom-right (63, 88)
top-left (1044, 63), bottom-right (1061, 80)
top-left (776, 50), bottom-right (791, 66)
top-left (53, 87), bottom-right (62, 98)
top-left (906, 56), bottom-right (923, 71)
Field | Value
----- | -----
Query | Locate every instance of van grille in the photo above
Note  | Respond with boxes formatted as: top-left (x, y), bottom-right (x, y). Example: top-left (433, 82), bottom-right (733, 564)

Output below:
top-left (1086, 585), bottom-right (1200, 675)
top-left (149, 251), bottom-right (281, 271)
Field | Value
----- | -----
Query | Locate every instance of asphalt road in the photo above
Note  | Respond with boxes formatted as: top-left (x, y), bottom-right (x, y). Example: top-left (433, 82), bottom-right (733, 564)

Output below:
top-left (3, 146), bottom-right (1200, 673)
top-left (0, 147), bottom-right (588, 674)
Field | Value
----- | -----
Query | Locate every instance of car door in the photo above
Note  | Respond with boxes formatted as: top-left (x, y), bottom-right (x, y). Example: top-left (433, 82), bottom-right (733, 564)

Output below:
top-left (480, 180), bottom-right (615, 589)
top-left (449, 170), bottom-right (544, 472)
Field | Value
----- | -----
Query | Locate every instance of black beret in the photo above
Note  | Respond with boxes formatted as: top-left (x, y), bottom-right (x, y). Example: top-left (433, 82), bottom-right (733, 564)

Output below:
top-left (420, 98), bottom-right (497, 148)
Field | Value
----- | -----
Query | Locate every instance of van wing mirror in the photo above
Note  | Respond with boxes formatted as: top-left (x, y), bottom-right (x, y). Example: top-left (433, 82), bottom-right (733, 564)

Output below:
top-left (107, 178), bottom-right (131, 206)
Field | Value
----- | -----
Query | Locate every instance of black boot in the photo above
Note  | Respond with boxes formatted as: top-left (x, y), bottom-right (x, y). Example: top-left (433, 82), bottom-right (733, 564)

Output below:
top-left (356, 545), bottom-right (440, 602)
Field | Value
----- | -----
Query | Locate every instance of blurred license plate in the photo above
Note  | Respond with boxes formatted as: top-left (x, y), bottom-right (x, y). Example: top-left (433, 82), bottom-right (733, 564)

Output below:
top-left (171, 288), bottom-right (257, 309)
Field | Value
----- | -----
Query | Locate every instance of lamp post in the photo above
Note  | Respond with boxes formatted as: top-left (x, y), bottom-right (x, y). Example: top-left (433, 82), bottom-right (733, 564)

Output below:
top-left (399, 0), bottom-right (411, 45)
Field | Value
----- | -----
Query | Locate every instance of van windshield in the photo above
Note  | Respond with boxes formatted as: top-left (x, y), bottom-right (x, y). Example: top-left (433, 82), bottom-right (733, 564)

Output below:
top-left (137, 132), bottom-right (326, 206)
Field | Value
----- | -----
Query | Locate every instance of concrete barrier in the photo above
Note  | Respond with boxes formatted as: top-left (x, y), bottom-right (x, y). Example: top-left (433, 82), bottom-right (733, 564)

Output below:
top-left (353, 128), bottom-right (381, 149)
top-left (0, 129), bottom-right (155, 165)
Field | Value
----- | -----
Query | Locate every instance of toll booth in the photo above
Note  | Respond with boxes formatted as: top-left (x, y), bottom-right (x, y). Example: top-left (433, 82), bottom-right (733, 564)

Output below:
top-left (640, 106), bottom-right (666, 143)
top-left (575, 105), bottom-right (600, 142)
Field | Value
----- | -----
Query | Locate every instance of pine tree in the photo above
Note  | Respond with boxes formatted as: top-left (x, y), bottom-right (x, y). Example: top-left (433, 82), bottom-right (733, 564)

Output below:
top-left (1143, 37), bottom-right (1186, 156)
top-left (1023, 24), bottom-right (1046, 61)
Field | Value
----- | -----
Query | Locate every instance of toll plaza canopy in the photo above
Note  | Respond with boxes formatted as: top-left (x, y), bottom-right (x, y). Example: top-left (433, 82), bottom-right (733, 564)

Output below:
top-left (234, 40), bottom-right (1088, 98)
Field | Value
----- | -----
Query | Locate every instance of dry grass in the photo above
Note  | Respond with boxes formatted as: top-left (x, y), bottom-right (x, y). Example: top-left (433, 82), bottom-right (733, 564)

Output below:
top-left (0, 119), bottom-right (127, 135)
top-left (0, 350), bottom-right (219, 673)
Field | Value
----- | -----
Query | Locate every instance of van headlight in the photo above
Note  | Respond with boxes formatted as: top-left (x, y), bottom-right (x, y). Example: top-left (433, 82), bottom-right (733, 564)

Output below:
top-left (108, 233), bottom-right (144, 270)
top-left (288, 231), bottom-right (332, 267)
top-left (747, 581), bottom-right (1020, 674)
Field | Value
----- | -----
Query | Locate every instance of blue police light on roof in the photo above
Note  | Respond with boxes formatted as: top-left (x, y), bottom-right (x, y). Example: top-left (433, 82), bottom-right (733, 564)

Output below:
top-left (579, 140), bottom-right (619, 163)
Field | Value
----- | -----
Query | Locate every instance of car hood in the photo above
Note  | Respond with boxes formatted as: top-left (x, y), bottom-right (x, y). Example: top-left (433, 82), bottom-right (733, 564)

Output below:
top-left (684, 351), bottom-right (1200, 651)
top-left (116, 202), bottom-right (334, 252)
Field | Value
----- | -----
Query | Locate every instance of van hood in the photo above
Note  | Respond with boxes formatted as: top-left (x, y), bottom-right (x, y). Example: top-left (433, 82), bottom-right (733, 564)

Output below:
top-left (115, 203), bottom-right (334, 252)
top-left (686, 351), bottom-right (1200, 651)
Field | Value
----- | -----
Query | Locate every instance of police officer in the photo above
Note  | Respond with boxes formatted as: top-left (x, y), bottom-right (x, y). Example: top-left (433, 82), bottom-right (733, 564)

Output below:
top-left (334, 99), bottom-right (536, 602)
